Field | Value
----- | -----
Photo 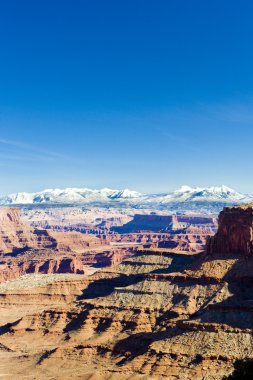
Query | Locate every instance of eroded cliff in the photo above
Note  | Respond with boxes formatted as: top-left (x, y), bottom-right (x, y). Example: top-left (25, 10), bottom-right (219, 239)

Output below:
top-left (206, 205), bottom-right (253, 255)
top-left (0, 208), bottom-right (134, 282)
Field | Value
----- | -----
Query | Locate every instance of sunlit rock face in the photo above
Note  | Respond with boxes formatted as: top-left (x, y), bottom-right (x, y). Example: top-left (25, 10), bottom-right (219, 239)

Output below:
top-left (0, 208), bottom-right (134, 282)
top-left (206, 205), bottom-right (253, 256)
top-left (0, 207), bottom-right (41, 253)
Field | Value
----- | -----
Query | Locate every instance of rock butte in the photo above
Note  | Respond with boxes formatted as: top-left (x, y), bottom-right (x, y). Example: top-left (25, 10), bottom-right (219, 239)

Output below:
top-left (206, 205), bottom-right (253, 256)
top-left (1, 205), bottom-right (253, 379)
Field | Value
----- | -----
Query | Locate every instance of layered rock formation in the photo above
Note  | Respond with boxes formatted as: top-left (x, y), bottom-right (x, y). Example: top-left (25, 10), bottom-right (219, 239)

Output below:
top-left (0, 207), bottom-right (47, 253)
top-left (0, 207), bottom-right (215, 284)
top-left (0, 205), bottom-right (253, 378)
top-left (0, 207), bottom-right (104, 254)
top-left (206, 205), bottom-right (253, 255)
top-left (0, 208), bottom-right (135, 282)
top-left (158, 224), bottom-right (216, 252)
top-left (112, 214), bottom-right (215, 233)
top-left (111, 214), bottom-right (216, 252)
top-left (21, 206), bottom-right (218, 254)
top-left (113, 214), bottom-right (175, 232)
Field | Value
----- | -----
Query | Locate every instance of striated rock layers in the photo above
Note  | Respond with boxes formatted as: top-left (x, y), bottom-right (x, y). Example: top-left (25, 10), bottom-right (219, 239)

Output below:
top-left (113, 214), bottom-right (216, 234)
top-left (0, 208), bottom-right (134, 282)
top-left (0, 205), bottom-right (253, 378)
top-left (0, 207), bottom-right (47, 253)
top-left (206, 205), bottom-right (253, 255)
top-left (0, 207), bottom-right (102, 254)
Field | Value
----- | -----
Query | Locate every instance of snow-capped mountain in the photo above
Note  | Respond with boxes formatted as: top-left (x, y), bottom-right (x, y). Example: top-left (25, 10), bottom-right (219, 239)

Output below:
top-left (153, 185), bottom-right (249, 204)
top-left (0, 185), bottom-right (251, 213)
top-left (0, 187), bottom-right (143, 205)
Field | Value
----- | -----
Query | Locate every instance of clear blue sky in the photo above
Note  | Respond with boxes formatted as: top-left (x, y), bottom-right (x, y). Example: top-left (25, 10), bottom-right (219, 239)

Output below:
top-left (1, 0), bottom-right (253, 195)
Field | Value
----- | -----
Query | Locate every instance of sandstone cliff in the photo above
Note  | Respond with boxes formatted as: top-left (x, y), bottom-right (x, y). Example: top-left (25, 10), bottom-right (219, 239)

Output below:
top-left (206, 205), bottom-right (253, 255)
top-left (0, 207), bottom-right (44, 253)
top-left (0, 207), bottom-right (103, 254)
top-left (0, 208), bottom-right (135, 282)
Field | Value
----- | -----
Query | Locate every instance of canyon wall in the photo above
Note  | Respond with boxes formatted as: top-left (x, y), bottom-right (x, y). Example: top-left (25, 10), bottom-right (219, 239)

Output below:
top-left (206, 205), bottom-right (253, 255)
top-left (0, 208), bottom-right (135, 282)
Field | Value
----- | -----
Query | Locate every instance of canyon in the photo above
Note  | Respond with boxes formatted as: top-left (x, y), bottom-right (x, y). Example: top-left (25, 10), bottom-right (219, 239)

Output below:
top-left (22, 206), bottom-right (217, 253)
top-left (0, 206), bottom-right (214, 284)
top-left (0, 205), bottom-right (253, 378)
top-left (0, 207), bottom-right (136, 283)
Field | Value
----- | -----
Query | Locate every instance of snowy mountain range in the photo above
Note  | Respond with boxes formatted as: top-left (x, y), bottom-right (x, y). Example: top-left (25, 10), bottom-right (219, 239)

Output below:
top-left (0, 185), bottom-right (252, 213)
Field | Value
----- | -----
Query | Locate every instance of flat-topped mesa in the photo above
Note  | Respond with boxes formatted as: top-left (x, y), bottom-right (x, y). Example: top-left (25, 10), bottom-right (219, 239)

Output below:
top-left (206, 205), bottom-right (253, 255)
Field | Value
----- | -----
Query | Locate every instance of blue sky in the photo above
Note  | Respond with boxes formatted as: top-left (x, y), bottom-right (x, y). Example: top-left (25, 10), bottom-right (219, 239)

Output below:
top-left (1, 0), bottom-right (253, 195)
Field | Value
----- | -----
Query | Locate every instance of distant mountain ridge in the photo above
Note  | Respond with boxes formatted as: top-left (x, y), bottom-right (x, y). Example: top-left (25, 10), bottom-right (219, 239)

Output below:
top-left (0, 185), bottom-right (252, 213)
top-left (0, 188), bottom-right (142, 205)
